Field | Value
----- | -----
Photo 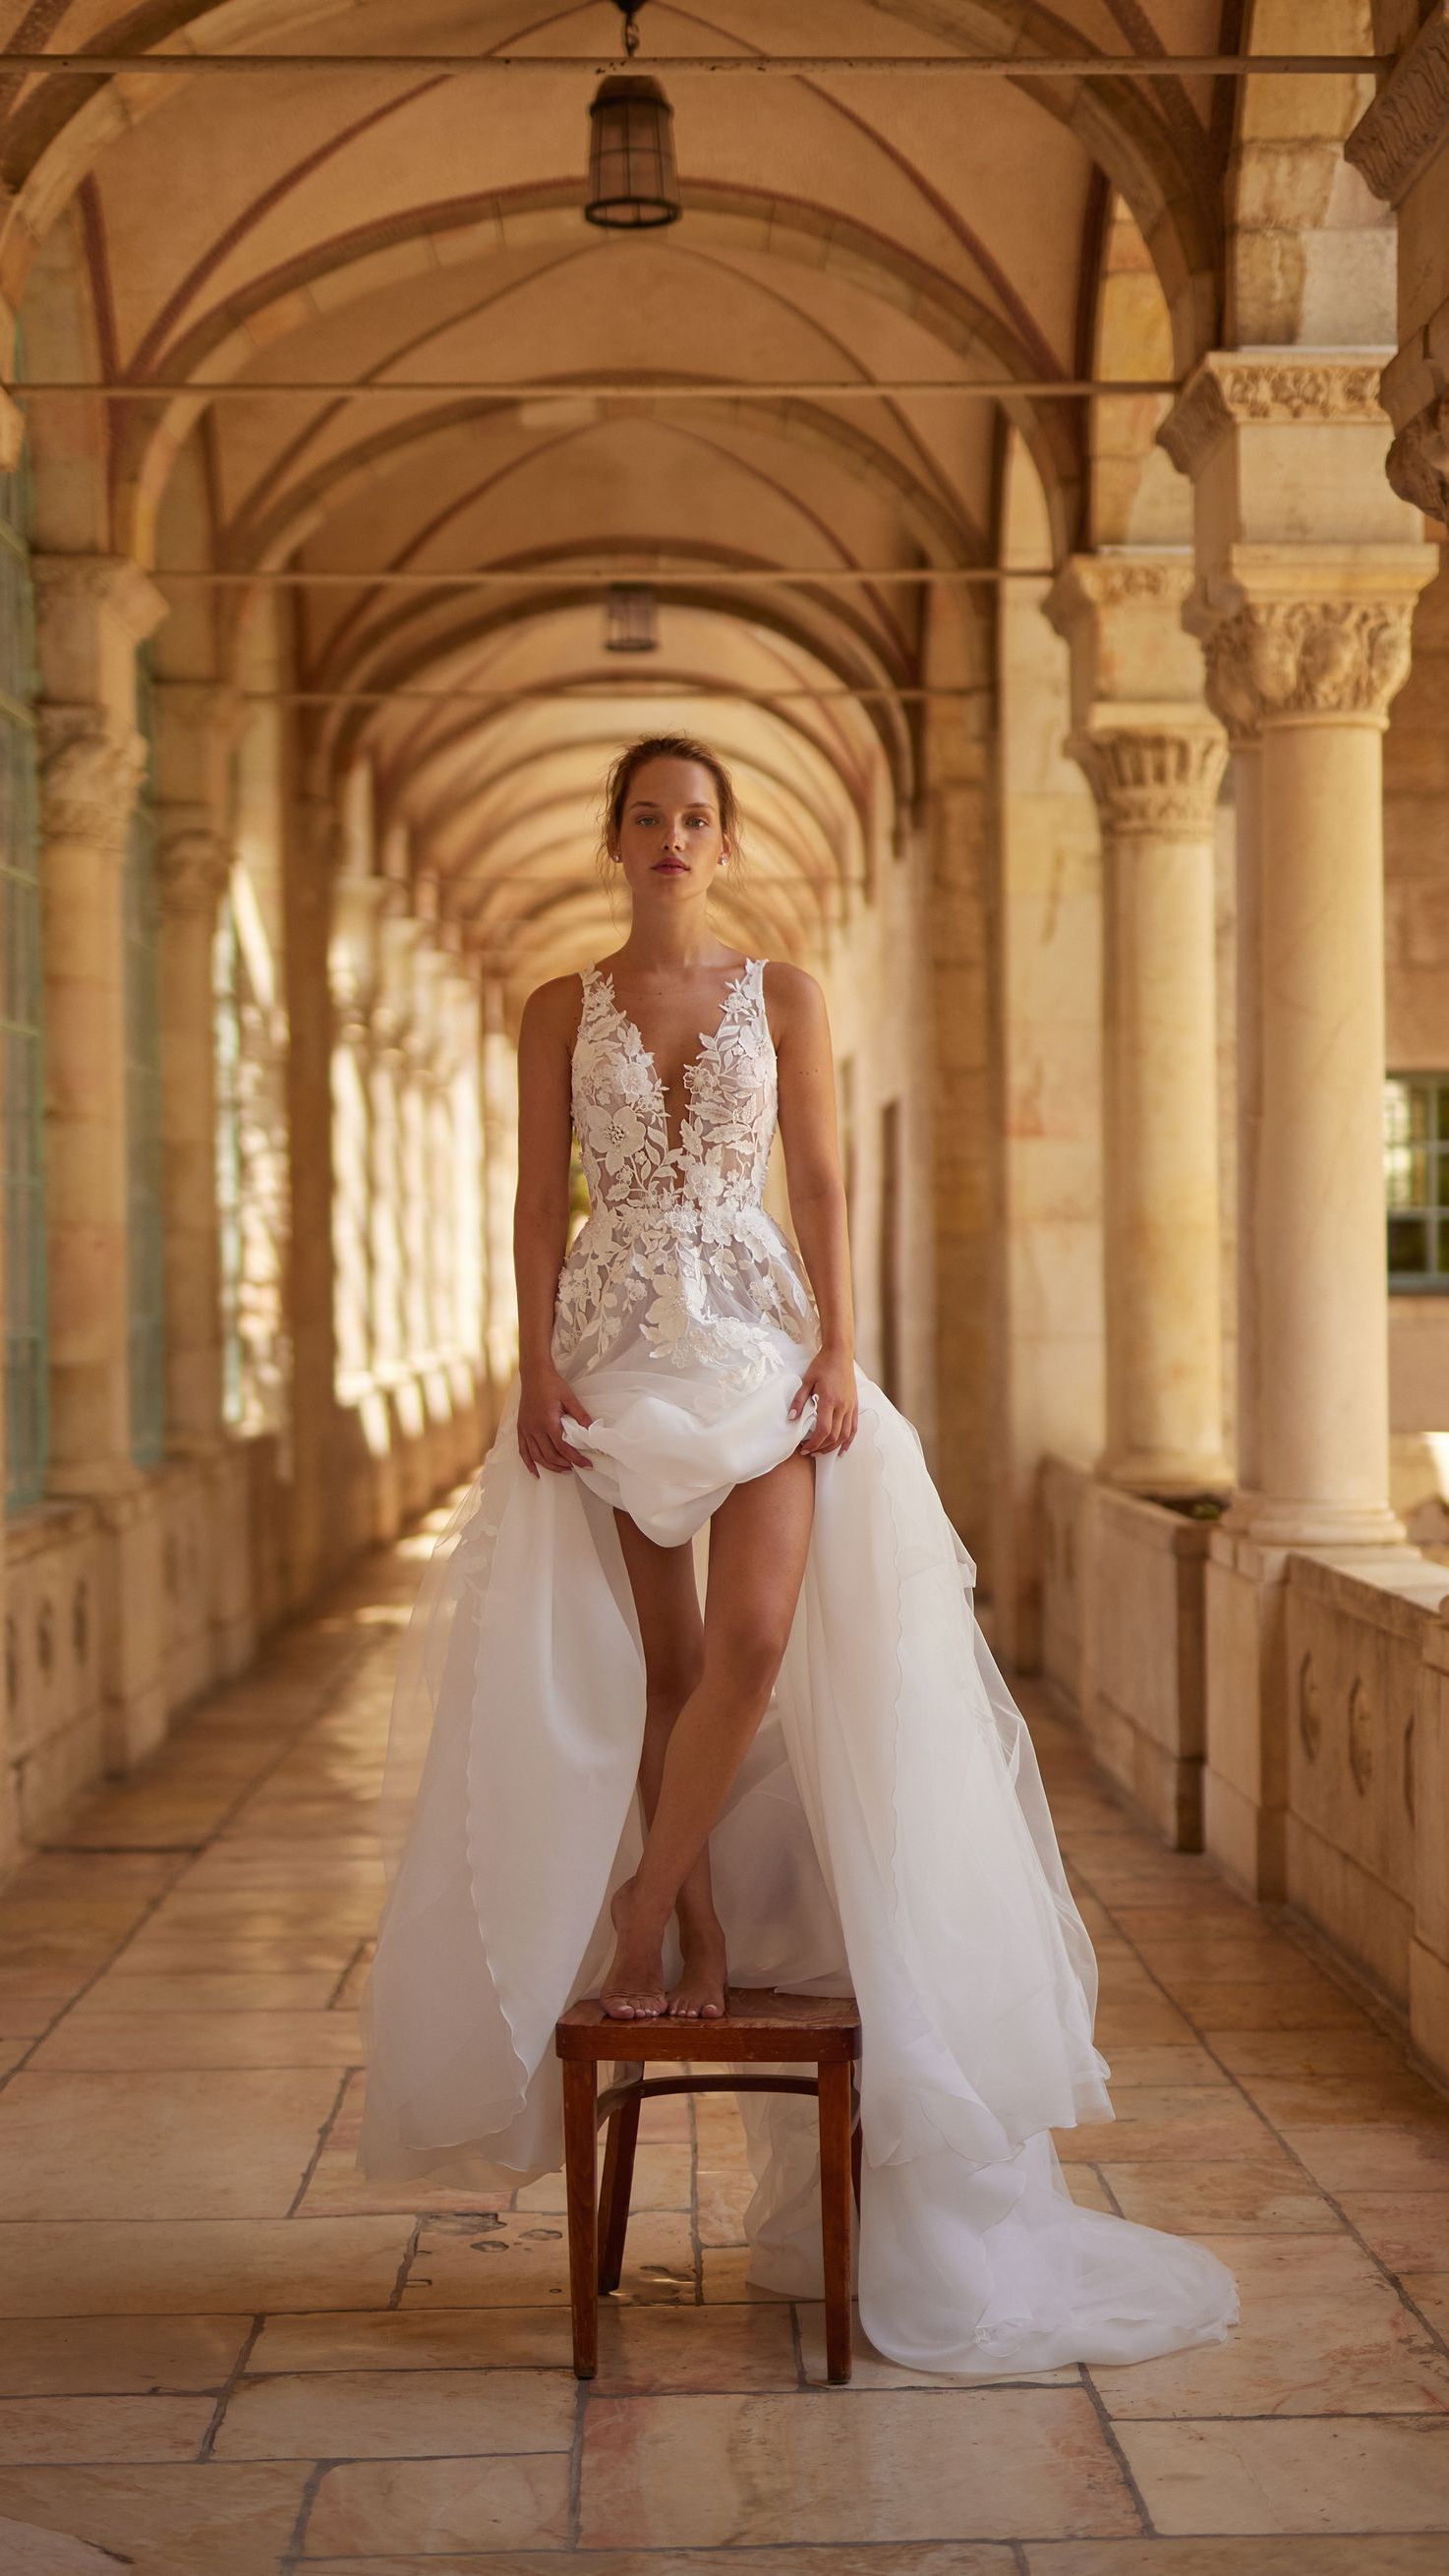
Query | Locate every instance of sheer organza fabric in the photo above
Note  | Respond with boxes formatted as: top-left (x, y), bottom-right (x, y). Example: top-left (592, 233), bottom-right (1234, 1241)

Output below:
top-left (360, 959), bottom-right (1237, 2374)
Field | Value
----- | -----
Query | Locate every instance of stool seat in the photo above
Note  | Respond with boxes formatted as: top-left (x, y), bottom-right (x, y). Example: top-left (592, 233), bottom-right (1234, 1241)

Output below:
top-left (555, 1988), bottom-right (862, 2383)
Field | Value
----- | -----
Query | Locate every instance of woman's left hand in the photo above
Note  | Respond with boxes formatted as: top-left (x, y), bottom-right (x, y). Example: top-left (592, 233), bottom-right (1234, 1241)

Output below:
top-left (789, 1347), bottom-right (859, 1455)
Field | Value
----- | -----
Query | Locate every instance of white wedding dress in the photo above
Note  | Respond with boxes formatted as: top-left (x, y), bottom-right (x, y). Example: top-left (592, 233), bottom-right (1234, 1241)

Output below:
top-left (360, 956), bottom-right (1237, 2374)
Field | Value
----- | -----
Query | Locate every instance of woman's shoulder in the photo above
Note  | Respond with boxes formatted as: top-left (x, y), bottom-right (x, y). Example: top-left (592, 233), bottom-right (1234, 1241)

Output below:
top-left (760, 959), bottom-right (828, 1023)
top-left (519, 970), bottom-right (592, 1046)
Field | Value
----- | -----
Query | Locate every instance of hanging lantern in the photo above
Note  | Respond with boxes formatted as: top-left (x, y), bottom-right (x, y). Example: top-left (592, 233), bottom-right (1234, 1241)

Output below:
top-left (604, 583), bottom-right (659, 653)
top-left (584, 3), bottom-right (681, 231)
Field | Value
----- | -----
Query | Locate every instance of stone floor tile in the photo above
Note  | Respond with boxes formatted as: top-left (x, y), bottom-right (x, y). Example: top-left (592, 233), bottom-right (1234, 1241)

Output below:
top-left (1053, 2086), bottom-right (1267, 2164)
top-left (1179, 1984), bottom-right (1363, 2029)
top-left (1401, 2271), bottom-right (1449, 2338)
top-left (111, 1935), bottom-right (356, 1973)
top-left (0, 2217), bottom-right (411, 2316)
top-left (0, 2463), bottom-right (311, 2575)
top-left (1130, 1940), bottom-right (1329, 1986)
top-left (1089, 2232), bottom-right (1449, 2417)
top-left (794, 2306), bottom-right (1078, 2389)
top-left (698, 2248), bottom-right (793, 2302)
top-left (1116, 2415), bottom-right (1449, 2533)
top-left (594, 2302), bottom-right (801, 2392)
top-left (578, 2387), bottom-right (1139, 2546)
top-left (1279, 2124), bottom-right (1449, 2192)
top-left (0, 2398), bottom-right (214, 2464)
top-left (1241, 2072), bottom-right (1449, 2127)
top-left (301, 2552), bottom-right (1014, 2576)
top-left (1204, 2026), bottom-right (1412, 2080)
top-left (696, 2165), bottom-right (754, 2245)
top-left (25, 2009), bottom-right (362, 2072)
top-left (0, 2510), bottom-right (123, 2572)
top-left (401, 2211), bottom-right (696, 2308)
top-left (75, 1969), bottom-right (340, 2013)
top-left (0, 2068), bottom-right (343, 2218)
top-left (1065, 2166), bottom-right (1117, 2214)
top-left (213, 2365), bottom-right (575, 2458)
top-left (300, 2452), bottom-right (571, 2554)
top-left (516, 2142), bottom-right (691, 2214)
top-left (1024, 2540), bottom-right (1449, 2572)
top-left (1098, 2160), bottom-right (1341, 2234)
top-left (0, 2318), bottom-right (248, 2399)
top-left (246, 2307), bottom-right (564, 2373)
top-left (1097, 2045), bottom-right (1233, 2087)
top-left (1333, 2192), bottom-right (1449, 2271)
top-left (1093, 1997), bottom-right (1198, 2046)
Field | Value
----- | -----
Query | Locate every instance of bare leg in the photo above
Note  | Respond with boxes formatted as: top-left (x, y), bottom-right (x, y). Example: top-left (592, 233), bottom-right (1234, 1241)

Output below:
top-left (602, 1452), bottom-right (816, 2020)
top-left (610, 1510), bottom-right (724, 2019)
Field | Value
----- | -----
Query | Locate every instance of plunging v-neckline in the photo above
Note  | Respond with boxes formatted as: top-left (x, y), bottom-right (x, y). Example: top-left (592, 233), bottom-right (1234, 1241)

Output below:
top-left (590, 958), bottom-right (758, 1158)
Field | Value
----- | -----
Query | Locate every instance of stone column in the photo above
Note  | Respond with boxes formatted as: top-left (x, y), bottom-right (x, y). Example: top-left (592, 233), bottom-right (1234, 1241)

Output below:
top-left (1195, 573), bottom-right (1430, 1545)
top-left (153, 681), bottom-right (238, 1455)
top-left (1047, 556), bottom-right (1230, 1494)
top-left (1160, 350), bottom-right (1440, 1892)
top-left (283, 791), bottom-right (341, 1603)
top-left (33, 556), bottom-right (166, 1493)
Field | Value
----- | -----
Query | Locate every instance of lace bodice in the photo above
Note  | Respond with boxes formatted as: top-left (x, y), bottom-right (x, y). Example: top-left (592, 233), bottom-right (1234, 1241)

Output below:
top-left (553, 956), bottom-right (816, 1384)
top-left (570, 956), bottom-right (775, 1213)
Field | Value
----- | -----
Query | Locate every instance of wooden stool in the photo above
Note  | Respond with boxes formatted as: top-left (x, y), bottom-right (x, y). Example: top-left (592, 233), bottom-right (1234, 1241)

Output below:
top-left (555, 1989), bottom-right (862, 2382)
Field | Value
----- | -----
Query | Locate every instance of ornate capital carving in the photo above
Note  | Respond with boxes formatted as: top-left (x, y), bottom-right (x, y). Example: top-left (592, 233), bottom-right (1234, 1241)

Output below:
top-left (1188, 593), bottom-right (1418, 731)
top-left (31, 553), bottom-right (167, 646)
top-left (1159, 354), bottom-right (1389, 482)
top-left (1068, 724), bottom-right (1227, 840)
top-left (157, 825), bottom-right (231, 920)
top-left (1346, 3), bottom-right (1449, 205)
top-left (1052, 556), bottom-right (1195, 613)
top-left (1386, 389), bottom-right (1449, 522)
top-left (37, 708), bottom-right (145, 848)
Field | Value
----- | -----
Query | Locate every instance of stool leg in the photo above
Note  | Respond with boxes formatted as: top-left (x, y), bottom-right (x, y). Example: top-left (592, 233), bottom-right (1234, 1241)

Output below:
top-left (851, 2105), bottom-right (862, 2215)
top-left (561, 2060), bottom-right (599, 2379)
top-left (598, 2082), bottom-right (642, 2295)
top-left (817, 2059), bottom-right (854, 2383)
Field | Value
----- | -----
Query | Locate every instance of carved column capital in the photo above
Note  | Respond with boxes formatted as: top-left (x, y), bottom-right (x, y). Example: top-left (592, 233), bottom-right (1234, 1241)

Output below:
top-left (37, 708), bottom-right (145, 849)
top-left (1385, 386), bottom-right (1449, 523)
top-left (1067, 721), bottom-right (1228, 840)
top-left (31, 553), bottom-right (168, 646)
top-left (157, 824), bottom-right (231, 920)
top-left (1186, 575), bottom-right (1428, 732)
top-left (1159, 353), bottom-right (1390, 482)
top-left (1346, 3), bottom-right (1449, 208)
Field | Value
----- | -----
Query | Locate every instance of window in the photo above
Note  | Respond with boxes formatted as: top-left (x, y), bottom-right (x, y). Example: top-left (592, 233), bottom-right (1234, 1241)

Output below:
top-left (0, 436), bottom-right (44, 1511)
top-left (124, 649), bottom-right (165, 1465)
top-left (1385, 1075), bottom-right (1449, 1292)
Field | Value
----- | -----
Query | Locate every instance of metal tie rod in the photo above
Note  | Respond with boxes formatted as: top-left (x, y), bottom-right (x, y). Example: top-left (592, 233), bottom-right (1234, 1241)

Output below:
top-left (155, 566), bottom-right (1054, 586)
top-left (251, 685), bottom-right (995, 704)
top-left (14, 378), bottom-right (1180, 400)
top-left (0, 51), bottom-right (1390, 77)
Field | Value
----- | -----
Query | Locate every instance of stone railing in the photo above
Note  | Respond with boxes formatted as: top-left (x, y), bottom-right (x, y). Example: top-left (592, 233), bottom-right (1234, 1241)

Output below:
top-left (1040, 1455), bottom-right (1217, 1849)
top-left (1285, 1554), bottom-right (1449, 2081)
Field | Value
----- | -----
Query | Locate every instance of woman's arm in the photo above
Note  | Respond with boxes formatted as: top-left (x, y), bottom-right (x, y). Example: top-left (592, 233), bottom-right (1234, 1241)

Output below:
top-left (512, 978), bottom-right (594, 1476)
top-left (770, 965), bottom-right (859, 1455)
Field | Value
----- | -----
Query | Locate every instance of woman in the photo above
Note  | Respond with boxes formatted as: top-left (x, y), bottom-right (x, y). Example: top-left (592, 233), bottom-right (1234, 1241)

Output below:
top-left (360, 733), bottom-right (1237, 2376)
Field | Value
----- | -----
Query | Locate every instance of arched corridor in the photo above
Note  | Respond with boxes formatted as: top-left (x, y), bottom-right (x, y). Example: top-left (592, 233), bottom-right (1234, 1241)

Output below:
top-left (3, 0), bottom-right (1449, 2556)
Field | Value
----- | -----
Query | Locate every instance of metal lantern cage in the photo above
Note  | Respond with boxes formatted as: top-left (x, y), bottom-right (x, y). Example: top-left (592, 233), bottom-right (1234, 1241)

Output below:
top-left (584, 72), bottom-right (682, 230)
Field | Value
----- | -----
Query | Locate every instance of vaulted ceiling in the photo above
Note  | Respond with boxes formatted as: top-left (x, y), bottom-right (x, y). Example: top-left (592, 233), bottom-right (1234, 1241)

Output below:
top-left (0, 2), bottom-right (1344, 986)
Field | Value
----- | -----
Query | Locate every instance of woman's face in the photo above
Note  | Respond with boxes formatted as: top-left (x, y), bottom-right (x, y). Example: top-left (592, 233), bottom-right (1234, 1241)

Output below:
top-left (610, 757), bottom-right (728, 903)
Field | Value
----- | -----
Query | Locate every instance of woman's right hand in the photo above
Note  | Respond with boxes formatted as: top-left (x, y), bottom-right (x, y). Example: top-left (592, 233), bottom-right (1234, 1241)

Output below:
top-left (517, 1368), bottom-right (595, 1478)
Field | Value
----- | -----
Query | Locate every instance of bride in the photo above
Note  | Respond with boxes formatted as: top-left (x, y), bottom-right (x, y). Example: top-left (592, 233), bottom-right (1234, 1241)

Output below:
top-left (360, 732), bottom-right (1238, 2375)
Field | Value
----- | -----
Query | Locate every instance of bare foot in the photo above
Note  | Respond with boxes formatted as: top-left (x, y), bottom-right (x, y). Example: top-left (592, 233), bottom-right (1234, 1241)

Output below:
top-left (600, 1882), bottom-right (667, 2020)
top-left (667, 1914), bottom-right (728, 2020)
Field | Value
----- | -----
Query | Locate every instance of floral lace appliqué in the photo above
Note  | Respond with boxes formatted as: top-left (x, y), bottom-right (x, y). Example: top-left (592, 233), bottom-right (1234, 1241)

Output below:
top-left (553, 959), bottom-right (815, 1387)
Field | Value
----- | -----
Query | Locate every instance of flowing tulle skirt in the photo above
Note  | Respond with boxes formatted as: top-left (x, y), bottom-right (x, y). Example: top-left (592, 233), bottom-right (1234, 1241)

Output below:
top-left (359, 1325), bottom-right (1237, 2374)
